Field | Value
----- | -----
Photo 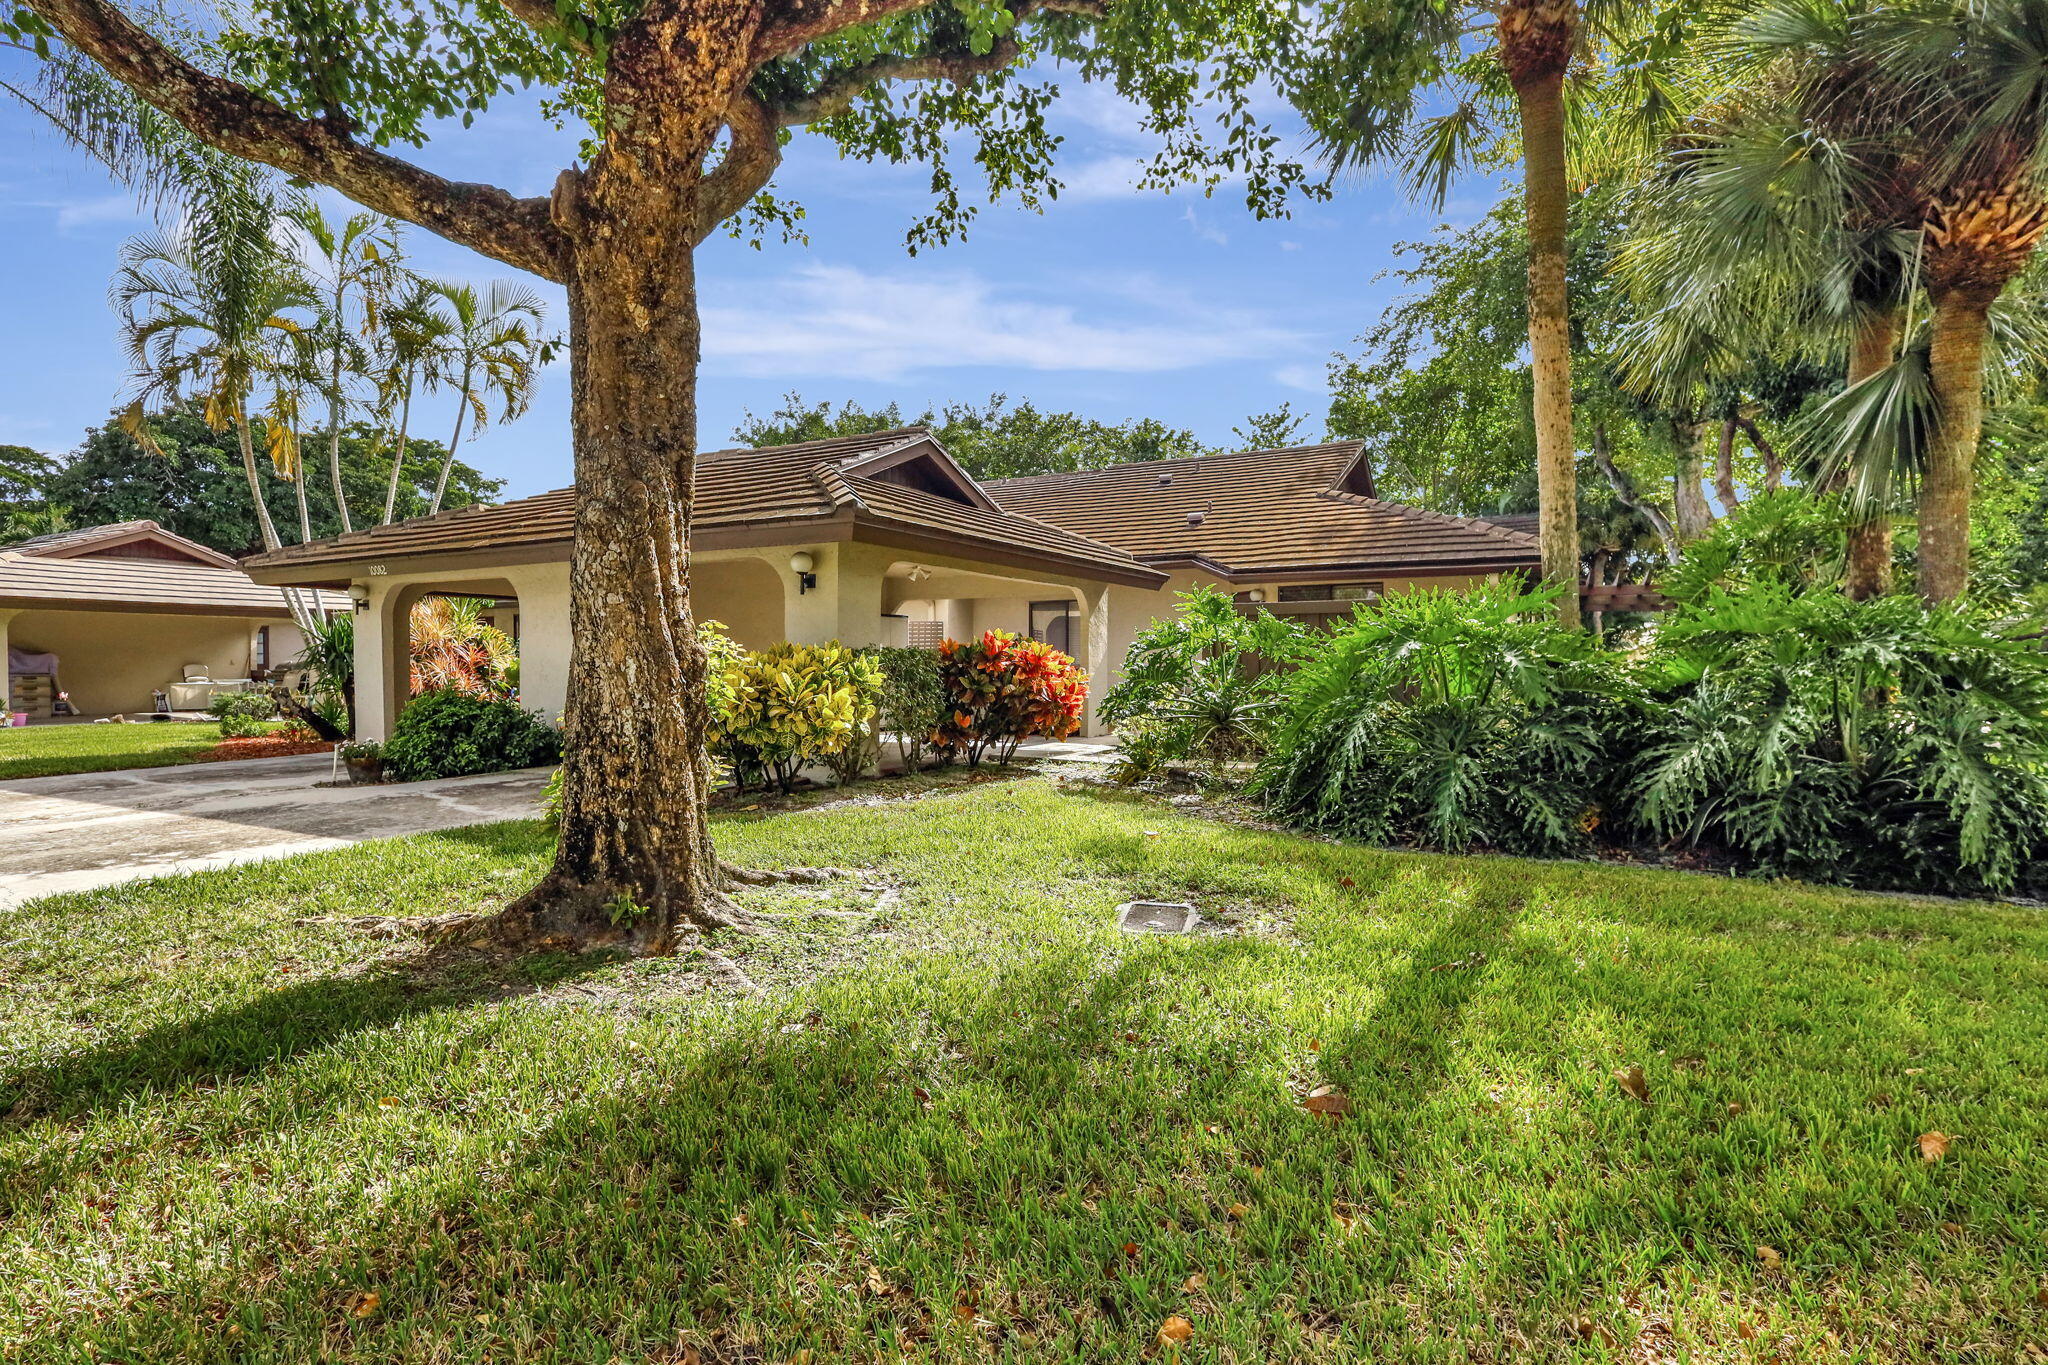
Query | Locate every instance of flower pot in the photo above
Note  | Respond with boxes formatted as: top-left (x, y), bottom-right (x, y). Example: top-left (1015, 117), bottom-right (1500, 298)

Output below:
top-left (343, 755), bottom-right (385, 785)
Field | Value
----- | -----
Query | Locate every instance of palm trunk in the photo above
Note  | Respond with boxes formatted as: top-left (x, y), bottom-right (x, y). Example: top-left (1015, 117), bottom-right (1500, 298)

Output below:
top-left (1513, 57), bottom-right (1581, 627)
top-left (486, 202), bottom-right (729, 952)
top-left (236, 411), bottom-right (316, 633)
top-left (292, 458), bottom-right (312, 543)
top-left (327, 311), bottom-right (353, 534)
top-left (382, 380), bottom-right (413, 524)
top-left (1842, 307), bottom-right (1900, 600)
top-left (1919, 288), bottom-right (1994, 603)
top-left (431, 361), bottom-right (471, 516)
top-left (1669, 417), bottom-right (1716, 543)
top-left (1713, 413), bottom-right (1741, 515)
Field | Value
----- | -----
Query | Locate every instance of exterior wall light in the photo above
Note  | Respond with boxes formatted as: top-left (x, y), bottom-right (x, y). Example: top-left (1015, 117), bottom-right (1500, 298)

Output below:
top-left (348, 583), bottom-right (372, 613)
top-left (1244, 588), bottom-right (1266, 604)
top-left (789, 551), bottom-right (818, 594)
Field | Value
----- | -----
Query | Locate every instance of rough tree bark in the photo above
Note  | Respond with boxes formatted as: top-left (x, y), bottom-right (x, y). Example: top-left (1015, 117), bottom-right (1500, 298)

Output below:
top-left (1712, 413), bottom-right (1741, 516)
top-left (1918, 287), bottom-right (1992, 603)
top-left (1590, 420), bottom-right (1678, 561)
top-left (1669, 417), bottom-right (1716, 544)
top-left (1501, 0), bottom-right (1581, 628)
top-left (1841, 307), bottom-right (1899, 601)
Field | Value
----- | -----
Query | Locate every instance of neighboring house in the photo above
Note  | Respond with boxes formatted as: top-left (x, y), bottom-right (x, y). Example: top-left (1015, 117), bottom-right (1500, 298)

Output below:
top-left (242, 429), bottom-right (1540, 739)
top-left (0, 521), bottom-right (332, 720)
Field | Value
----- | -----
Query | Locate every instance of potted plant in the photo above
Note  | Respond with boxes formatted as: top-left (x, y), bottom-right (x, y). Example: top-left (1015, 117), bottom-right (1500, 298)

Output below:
top-left (338, 739), bottom-right (385, 785)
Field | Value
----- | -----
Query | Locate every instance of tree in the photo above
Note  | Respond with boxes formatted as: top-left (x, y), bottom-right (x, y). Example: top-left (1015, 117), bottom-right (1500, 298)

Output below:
top-left (10, 0), bottom-right (1314, 950)
top-left (370, 279), bottom-right (455, 525)
top-left (423, 279), bottom-right (546, 516)
top-left (287, 201), bottom-right (404, 535)
top-left (734, 391), bottom-right (1215, 480)
top-left (1231, 403), bottom-right (1307, 449)
top-left (1303, 0), bottom-right (1675, 625)
top-left (38, 409), bottom-right (500, 555)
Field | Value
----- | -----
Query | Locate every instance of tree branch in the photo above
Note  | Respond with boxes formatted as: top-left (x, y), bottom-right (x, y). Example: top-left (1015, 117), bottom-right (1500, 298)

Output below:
top-left (692, 92), bottom-right (781, 242)
top-left (25, 0), bottom-right (569, 282)
top-left (1591, 420), bottom-right (1680, 562)
top-left (768, 41), bottom-right (1022, 125)
top-left (491, 0), bottom-right (600, 58)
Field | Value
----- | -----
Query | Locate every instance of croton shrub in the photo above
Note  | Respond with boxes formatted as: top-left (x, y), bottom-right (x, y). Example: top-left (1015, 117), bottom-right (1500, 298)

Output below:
top-left (932, 629), bottom-right (1089, 766)
top-left (712, 641), bottom-right (883, 793)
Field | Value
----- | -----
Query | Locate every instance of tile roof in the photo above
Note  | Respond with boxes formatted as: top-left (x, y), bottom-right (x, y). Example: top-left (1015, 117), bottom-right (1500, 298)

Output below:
top-left (985, 442), bottom-right (1540, 578)
top-left (5, 519), bottom-right (240, 568)
top-left (0, 546), bottom-right (346, 616)
top-left (243, 429), bottom-right (1165, 587)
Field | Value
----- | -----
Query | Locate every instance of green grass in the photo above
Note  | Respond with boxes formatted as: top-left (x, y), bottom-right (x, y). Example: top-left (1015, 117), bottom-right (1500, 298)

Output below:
top-left (0, 721), bottom-right (234, 780)
top-left (2, 776), bottom-right (2044, 1362)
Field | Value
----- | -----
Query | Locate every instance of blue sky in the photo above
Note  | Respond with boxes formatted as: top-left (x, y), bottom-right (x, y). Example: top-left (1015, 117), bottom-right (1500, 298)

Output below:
top-left (0, 66), bottom-right (1508, 501)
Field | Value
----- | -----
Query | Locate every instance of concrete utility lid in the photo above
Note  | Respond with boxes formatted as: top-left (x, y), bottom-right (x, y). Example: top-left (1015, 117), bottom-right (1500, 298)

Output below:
top-left (1116, 900), bottom-right (1199, 935)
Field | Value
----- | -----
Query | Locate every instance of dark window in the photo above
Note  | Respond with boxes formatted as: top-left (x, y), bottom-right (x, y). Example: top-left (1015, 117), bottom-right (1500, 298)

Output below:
top-left (253, 626), bottom-right (270, 669)
top-left (1277, 582), bottom-right (1383, 603)
top-left (1028, 600), bottom-right (1079, 654)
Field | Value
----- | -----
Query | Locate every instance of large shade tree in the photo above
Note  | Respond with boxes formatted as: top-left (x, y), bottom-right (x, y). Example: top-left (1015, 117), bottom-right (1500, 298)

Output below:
top-left (7, 0), bottom-right (1313, 951)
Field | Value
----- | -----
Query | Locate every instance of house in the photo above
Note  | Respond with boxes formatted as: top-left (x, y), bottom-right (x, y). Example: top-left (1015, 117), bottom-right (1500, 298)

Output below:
top-left (241, 429), bottom-right (1539, 739)
top-left (0, 521), bottom-right (340, 720)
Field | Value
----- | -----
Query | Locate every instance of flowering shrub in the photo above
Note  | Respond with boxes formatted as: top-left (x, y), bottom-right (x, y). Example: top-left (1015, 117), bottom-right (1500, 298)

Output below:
top-left (409, 596), bottom-right (516, 699)
top-left (932, 629), bottom-right (1089, 766)
top-left (712, 641), bottom-right (882, 792)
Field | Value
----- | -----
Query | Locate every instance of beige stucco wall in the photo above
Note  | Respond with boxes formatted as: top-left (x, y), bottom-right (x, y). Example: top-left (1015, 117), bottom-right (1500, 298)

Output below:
top-left (3, 608), bottom-right (291, 717)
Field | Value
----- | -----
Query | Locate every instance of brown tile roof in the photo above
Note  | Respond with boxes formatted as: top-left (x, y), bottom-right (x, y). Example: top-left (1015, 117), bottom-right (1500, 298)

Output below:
top-left (985, 443), bottom-right (1540, 578)
top-left (242, 429), bottom-right (1165, 588)
top-left (5, 519), bottom-right (240, 568)
top-left (0, 547), bottom-right (346, 617)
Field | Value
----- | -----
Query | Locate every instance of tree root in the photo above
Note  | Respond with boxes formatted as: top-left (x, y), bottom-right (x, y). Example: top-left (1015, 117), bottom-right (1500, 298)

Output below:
top-left (717, 862), bottom-right (857, 887)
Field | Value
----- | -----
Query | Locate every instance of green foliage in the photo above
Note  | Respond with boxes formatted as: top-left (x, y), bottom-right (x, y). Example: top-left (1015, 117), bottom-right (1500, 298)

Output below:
top-left (733, 392), bottom-right (1214, 481)
top-left (870, 646), bottom-right (948, 773)
top-left (1230, 402), bottom-right (1309, 450)
top-left (1626, 587), bottom-right (2048, 897)
top-left (933, 630), bottom-right (1088, 767)
top-left (1254, 582), bottom-right (1638, 855)
top-left (31, 410), bottom-right (498, 557)
top-left (289, 611), bottom-right (356, 731)
top-left (711, 642), bottom-right (882, 794)
top-left (1101, 586), bottom-right (1309, 780)
top-left (381, 691), bottom-right (562, 783)
top-left (1656, 490), bottom-right (1850, 607)
top-left (205, 690), bottom-right (279, 738)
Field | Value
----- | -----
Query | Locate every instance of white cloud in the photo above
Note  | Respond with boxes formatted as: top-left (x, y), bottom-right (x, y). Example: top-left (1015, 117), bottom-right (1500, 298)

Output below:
top-left (1181, 204), bottom-right (1229, 246)
top-left (49, 194), bottom-right (146, 233)
top-left (1273, 362), bottom-right (1327, 394)
top-left (700, 262), bottom-right (1303, 381)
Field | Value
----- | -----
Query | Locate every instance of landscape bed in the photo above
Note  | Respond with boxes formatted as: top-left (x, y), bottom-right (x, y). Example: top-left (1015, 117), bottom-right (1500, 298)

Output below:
top-left (1, 775), bottom-right (2042, 1361)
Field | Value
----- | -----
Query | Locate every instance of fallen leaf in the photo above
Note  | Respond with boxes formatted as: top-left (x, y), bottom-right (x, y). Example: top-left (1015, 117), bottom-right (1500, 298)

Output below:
top-left (1302, 1086), bottom-right (1352, 1118)
top-left (349, 1291), bottom-right (380, 1319)
top-left (1183, 1272), bottom-right (1207, 1293)
top-left (1726, 1101), bottom-right (1744, 1116)
top-left (376, 1096), bottom-right (399, 1110)
top-left (1337, 876), bottom-right (1356, 889)
top-left (1308, 1038), bottom-right (1322, 1053)
top-left (953, 1304), bottom-right (978, 1323)
top-left (1122, 1241), bottom-right (1140, 1259)
top-left (1756, 1245), bottom-right (1783, 1271)
top-left (1917, 1131), bottom-right (1950, 1162)
top-left (864, 1266), bottom-right (894, 1296)
top-left (1612, 1065), bottom-right (1650, 1104)
top-left (1226, 1202), bottom-right (1250, 1220)
top-left (2036, 1283), bottom-right (2048, 1307)
top-left (1941, 1221), bottom-right (1963, 1236)
top-left (1158, 1315), bottom-right (1194, 1347)
top-left (1736, 1320), bottom-right (1756, 1341)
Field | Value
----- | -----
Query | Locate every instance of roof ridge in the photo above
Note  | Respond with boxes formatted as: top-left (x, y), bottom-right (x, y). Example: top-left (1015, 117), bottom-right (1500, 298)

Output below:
top-left (701, 425), bottom-right (932, 463)
top-left (844, 470), bottom-right (1149, 569)
top-left (1318, 488), bottom-right (1540, 547)
top-left (985, 440), bottom-right (1364, 488)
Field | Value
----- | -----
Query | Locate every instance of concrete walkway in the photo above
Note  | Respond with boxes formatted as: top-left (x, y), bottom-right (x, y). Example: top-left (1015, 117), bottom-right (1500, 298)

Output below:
top-left (0, 754), bottom-right (549, 909)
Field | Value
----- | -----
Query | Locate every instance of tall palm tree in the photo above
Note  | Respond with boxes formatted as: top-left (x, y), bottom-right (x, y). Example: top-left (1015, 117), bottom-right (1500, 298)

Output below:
top-left (1310, 0), bottom-right (1673, 627)
top-left (286, 202), bottom-right (403, 535)
top-left (422, 279), bottom-right (545, 516)
top-left (370, 279), bottom-right (453, 525)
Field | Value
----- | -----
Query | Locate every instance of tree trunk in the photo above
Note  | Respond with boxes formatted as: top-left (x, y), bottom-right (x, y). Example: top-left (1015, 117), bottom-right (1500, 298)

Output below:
top-left (431, 362), bottom-right (470, 516)
top-left (292, 454), bottom-right (313, 543)
top-left (1713, 413), bottom-right (1741, 515)
top-left (1590, 419), bottom-right (1678, 560)
top-left (1919, 287), bottom-right (1994, 603)
top-left (328, 314), bottom-right (353, 534)
top-left (382, 383), bottom-right (412, 524)
top-left (1738, 416), bottom-right (1784, 492)
top-left (1841, 306), bottom-right (1900, 601)
top-left (1511, 52), bottom-right (1581, 627)
top-left (234, 412), bottom-right (284, 552)
top-left (1669, 417), bottom-right (1716, 543)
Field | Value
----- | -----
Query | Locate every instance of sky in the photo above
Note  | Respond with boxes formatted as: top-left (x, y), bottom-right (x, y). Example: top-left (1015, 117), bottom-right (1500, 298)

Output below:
top-left (0, 63), bottom-right (1509, 502)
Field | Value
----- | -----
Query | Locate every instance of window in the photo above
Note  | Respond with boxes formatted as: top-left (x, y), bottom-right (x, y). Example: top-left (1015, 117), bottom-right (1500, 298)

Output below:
top-left (1028, 600), bottom-right (1079, 653)
top-left (1277, 582), bottom-right (1383, 603)
top-left (253, 626), bottom-right (270, 670)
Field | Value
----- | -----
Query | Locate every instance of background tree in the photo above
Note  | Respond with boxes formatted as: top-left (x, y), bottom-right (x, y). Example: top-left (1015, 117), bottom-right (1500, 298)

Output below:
top-left (9, 0), bottom-right (1316, 950)
top-left (369, 279), bottom-right (454, 525)
top-left (1230, 403), bottom-right (1308, 449)
top-left (424, 278), bottom-right (545, 515)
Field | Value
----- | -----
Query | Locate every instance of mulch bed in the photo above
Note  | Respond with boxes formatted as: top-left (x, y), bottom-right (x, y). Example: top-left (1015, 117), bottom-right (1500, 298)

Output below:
top-left (192, 736), bottom-right (335, 764)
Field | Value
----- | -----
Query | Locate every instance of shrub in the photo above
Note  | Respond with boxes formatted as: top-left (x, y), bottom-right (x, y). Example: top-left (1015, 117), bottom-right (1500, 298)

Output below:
top-left (872, 646), bottom-right (949, 773)
top-left (207, 690), bottom-right (278, 738)
top-left (932, 630), bottom-right (1089, 766)
top-left (1625, 584), bottom-right (2048, 897)
top-left (1657, 490), bottom-right (1850, 607)
top-left (381, 690), bottom-right (563, 782)
top-left (1253, 582), bottom-right (1637, 855)
top-left (289, 611), bottom-right (356, 734)
top-left (409, 596), bottom-right (517, 699)
top-left (711, 641), bottom-right (881, 793)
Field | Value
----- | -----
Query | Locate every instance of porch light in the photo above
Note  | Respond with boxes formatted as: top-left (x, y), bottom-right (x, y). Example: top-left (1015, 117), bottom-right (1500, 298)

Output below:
top-left (1244, 588), bottom-right (1265, 604)
top-left (789, 551), bottom-right (818, 594)
top-left (347, 583), bottom-right (371, 612)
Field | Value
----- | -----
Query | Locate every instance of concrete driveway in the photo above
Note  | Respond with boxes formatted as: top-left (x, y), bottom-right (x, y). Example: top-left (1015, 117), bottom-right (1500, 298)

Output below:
top-left (0, 754), bottom-right (550, 909)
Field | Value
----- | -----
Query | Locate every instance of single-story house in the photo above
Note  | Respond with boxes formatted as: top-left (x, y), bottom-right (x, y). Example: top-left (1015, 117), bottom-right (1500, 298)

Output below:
top-left (0, 521), bottom-right (340, 720)
top-left (241, 428), bottom-right (1540, 738)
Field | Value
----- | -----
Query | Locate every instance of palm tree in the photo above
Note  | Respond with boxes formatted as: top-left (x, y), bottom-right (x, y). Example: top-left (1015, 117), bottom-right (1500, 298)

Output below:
top-left (370, 280), bottom-right (453, 525)
top-left (422, 279), bottom-right (544, 516)
top-left (286, 202), bottom-right (403, 535)
top-left (1310, 0), bottom-right (1671, 627)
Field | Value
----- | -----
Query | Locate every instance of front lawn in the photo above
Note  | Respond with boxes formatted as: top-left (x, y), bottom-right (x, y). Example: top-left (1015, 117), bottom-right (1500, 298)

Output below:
top-left (3, 777), bottom-right (2043, 1361)
top-left (0, 721), bottom-right (318, 781)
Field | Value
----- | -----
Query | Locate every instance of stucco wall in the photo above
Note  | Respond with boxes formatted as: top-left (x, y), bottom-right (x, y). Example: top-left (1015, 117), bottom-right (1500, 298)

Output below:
top-left (5, 608), bottom-right (281, 716)
top-left (694, 558), bottom-right (787, 651)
